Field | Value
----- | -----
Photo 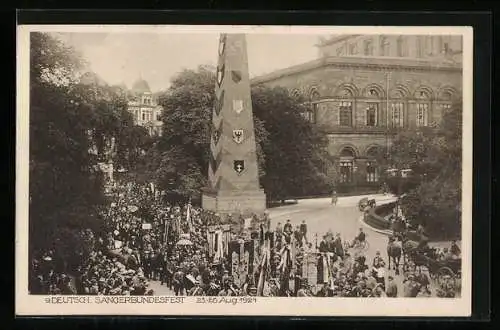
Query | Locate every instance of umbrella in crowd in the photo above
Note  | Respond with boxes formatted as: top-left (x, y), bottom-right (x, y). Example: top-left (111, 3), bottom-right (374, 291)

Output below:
top-left (176, 239), bottom-right (193, 246)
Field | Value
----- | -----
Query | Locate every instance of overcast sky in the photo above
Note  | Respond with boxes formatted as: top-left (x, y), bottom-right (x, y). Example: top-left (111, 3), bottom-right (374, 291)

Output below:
top-left (53, 32), bottom-right (324, 92)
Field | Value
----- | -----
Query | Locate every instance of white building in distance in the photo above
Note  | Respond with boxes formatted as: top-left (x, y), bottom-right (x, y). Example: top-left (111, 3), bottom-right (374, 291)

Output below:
top-left (127, 79), bottom-right (163, 136)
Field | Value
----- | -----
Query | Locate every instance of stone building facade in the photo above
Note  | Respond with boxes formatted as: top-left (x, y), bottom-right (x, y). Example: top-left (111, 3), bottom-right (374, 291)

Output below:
top-left (251, 34), bottom-right (463, 193)
top-left (127, 79), bottom-right (163, 136)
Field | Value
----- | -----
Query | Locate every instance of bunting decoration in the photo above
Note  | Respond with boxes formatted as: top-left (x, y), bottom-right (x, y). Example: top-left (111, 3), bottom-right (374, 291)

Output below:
top-left (302, 253), bottom-right (318, 287)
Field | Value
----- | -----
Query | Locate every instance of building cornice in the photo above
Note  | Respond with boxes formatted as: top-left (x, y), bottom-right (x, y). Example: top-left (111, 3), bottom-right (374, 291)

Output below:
top-left (251, 56), bottom-right (462, 85)
top-left (316, 35), bottom-right (360, 47)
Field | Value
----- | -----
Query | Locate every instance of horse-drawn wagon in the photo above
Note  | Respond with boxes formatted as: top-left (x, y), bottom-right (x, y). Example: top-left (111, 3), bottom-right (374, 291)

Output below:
top-left (407, 249), bottom-right (461, 290)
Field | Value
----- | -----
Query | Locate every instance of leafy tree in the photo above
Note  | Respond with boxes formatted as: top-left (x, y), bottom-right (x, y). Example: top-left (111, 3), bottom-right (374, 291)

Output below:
top-left (29, 32), bottom-right (105, 267)
top-left (251, 85), bottom-right (333, 200)
top-left (152, 66), bottom-right (268, 201)
top-left (29, 33), bottom-right (148, 269)
top-left (389, 105), bottom-right (462, 239)
top-left (153, 67), bottom-right (332, 202)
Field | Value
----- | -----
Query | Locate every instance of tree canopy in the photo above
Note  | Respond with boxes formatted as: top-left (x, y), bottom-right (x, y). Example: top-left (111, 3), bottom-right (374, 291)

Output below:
top-left (149, 66), bottom-right (333, 203)
top-left (29, 32), bottom-right (146, 267)
top-left (388, 105), bottom-right (462, 239)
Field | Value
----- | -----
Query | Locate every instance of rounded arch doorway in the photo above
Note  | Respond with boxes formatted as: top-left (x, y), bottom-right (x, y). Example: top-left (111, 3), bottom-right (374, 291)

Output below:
top-left (338, 146), bottom-right (357, 187)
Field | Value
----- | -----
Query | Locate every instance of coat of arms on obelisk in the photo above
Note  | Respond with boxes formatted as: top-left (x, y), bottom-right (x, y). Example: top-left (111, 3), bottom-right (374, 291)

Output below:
top-left (234, 160), bottom-right (245, 175)
top-left (232, 129), bottom-right (244, 144)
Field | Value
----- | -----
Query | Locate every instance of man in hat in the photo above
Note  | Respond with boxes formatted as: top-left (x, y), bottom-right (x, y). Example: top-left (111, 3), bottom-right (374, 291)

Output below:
top-left (403, 273), bottom-right (421, 297)
top-left (222, 269), bottom-right (230, 285)
top-left (173, 266), bottom-right (185, 296)
top-left (299, 220), bottom-right (308, 245)
top-left (450, 240), bottom-right (461, 257)
top-left (373, 283), bottom-right (387, 297)
top-left (296, 279), bottom-right (311, 297)
top-left (283, 220), bottom-right (293, 235)
top-left (385, 275), bottom-right (397, 297)
top-left (316, 281), bottom-right (334, 297)
top-left (331, 190), bottom-right (338, 205)
top-left (294, 225), bottom-right (303, 247)
top-left (352, 228), bottom-right (366, 248)
top-left (334, 233), bottom-right (344, 257)
top-left (319, 235), bottom-right (329, 253)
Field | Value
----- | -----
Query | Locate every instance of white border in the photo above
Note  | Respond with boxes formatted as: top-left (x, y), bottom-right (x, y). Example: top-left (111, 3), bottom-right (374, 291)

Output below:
top-left (16, 24), bottom-right (473, 316)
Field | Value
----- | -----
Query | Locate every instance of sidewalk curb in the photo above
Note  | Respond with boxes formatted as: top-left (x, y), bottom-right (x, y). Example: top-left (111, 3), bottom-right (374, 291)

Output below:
top-left (358, 214), bottom-right (393, 236)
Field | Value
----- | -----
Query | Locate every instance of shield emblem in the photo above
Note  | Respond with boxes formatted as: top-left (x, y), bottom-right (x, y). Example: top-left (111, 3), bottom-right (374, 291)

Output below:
top-left (217, 64), bottom-right (225, 87)
top-left (215, 90), bottom-right (225, 116)
top-left (234, 160), bottom-right (245, 175)
top-left (231, 70), bottom-right (242, 83)
top-left (218, 34), bottom-right (226, 55)
top-left (233, 100), bottom-right (243, 114)
top-left (232, 129), bottom-right (244, 144)
top-left (213, 122), bottom-right (223, 145)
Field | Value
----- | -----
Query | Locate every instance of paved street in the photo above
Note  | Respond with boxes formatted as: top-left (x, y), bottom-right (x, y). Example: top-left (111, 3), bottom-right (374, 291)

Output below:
top-left (268, 194), bottom-right (397, 263)
top-left (148, 280), bottom-right (175, 295)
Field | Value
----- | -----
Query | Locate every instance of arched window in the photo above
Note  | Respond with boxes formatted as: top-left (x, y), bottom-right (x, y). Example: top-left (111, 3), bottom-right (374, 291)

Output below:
top-left (438, 36), bottom-right (444, 54)
top-left (339, 101), bottom-right (353, 126)
top-left (363, 39), bottom-right (373, 56)
top-left (336, 86), bottom-right (356, 127)
top-left (339, 147), bottom-right (356, 183)
top-left (349, 43), bottom-right (358, 55)
top-left (396, 36), bottom-right (406, 57)
top-left (380, 36), bottom-right (390, 56)
top-left (365, 86), bottom-right (383, 127)
top-left (391, 102), bottom-right (405, 128)
top-left (416, 36), bottom-right (424, 58)
top-left (291, 89), bottom-right (301, 99)
top-left (307, 90), bottom-right (320, 124)
top-left (425, 36), bottom-right (433, 55)
top-left (416, 89), bottom-right (432, 127)
top-left (389, 85), bottom-right (410, 128)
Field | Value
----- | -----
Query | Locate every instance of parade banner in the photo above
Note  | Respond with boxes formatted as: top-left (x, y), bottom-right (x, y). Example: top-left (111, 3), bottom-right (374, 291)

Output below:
top-left (253, 239), bottom-right (260, 275)
top-left (213, 230), bottom-right (224, 263)
top-left (229, 239), bottom-right (255, 287)
top-left (316, 252), bottom-right (334, 284)
top-left (207, 225), bottom-right (231, 258)
top-left (302, 253), bottom-right (318, 287)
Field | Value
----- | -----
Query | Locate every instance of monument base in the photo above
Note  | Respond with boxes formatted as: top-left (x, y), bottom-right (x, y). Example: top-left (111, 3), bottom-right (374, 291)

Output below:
top-left (202, 188), bottom-right (267, 217)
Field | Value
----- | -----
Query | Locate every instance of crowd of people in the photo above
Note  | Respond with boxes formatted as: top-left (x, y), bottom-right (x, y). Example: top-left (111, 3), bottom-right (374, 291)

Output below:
top-left (29, 180), bottom-right (461, 298)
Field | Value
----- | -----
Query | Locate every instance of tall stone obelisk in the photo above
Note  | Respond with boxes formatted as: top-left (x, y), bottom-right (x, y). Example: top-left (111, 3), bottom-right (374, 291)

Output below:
top-left (202, 34), bottom-right (266, 217)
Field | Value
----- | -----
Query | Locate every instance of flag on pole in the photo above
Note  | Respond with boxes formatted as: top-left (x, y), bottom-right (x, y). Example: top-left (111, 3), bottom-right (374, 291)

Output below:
top-left (186, 198), bottom-right (193, 232)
